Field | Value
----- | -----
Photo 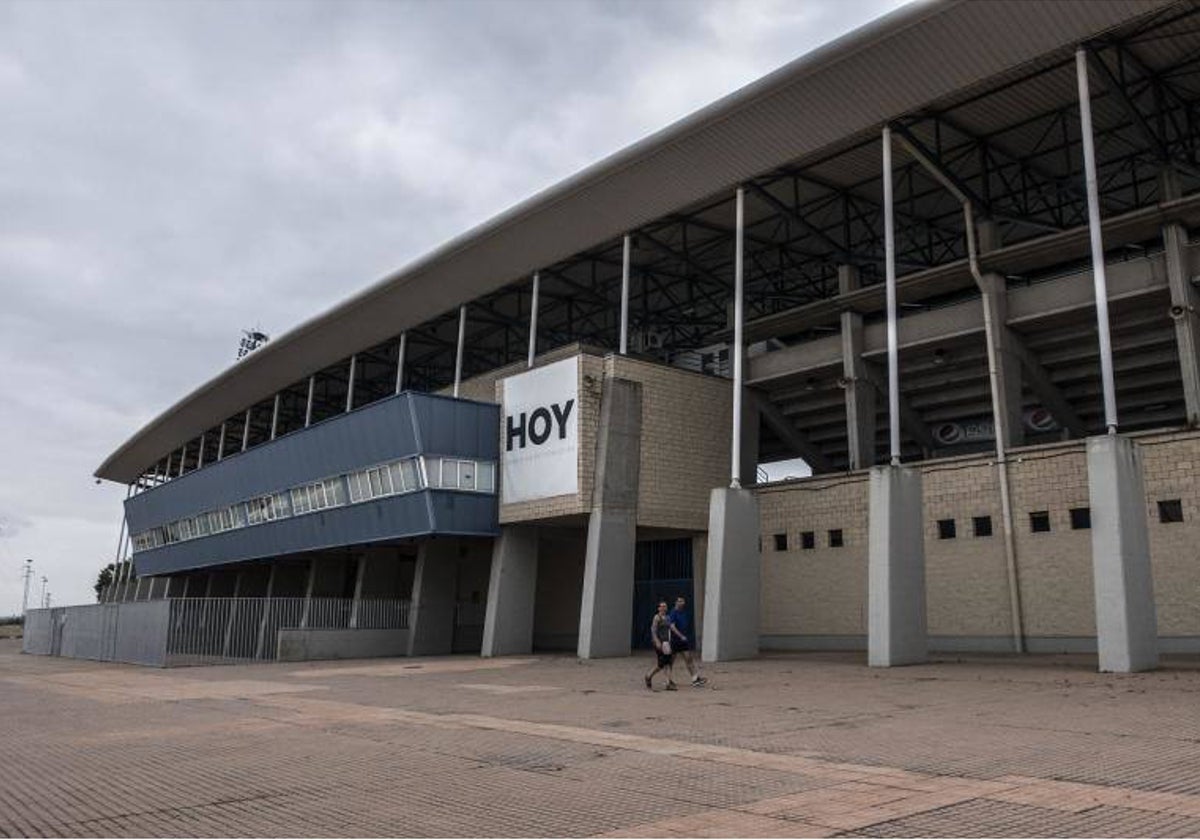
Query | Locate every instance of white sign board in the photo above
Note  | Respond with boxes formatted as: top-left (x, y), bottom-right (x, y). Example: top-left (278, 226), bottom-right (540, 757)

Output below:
top-left (500, 358), bottom-right (579, 504)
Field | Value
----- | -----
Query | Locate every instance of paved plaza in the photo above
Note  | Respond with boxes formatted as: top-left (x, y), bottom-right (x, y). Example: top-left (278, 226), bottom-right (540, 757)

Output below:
top-left (1, 640), bottom-right (1199, 837)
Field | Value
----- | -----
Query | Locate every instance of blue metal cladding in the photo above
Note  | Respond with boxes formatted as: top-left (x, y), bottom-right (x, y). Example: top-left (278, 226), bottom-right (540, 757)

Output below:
top-left (126, 392), bottom-right (500, 575)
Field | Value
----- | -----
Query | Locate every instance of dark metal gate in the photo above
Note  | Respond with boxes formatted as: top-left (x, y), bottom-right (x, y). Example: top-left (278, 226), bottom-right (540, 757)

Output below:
top-left (631, 538), bottom-right (693, 649)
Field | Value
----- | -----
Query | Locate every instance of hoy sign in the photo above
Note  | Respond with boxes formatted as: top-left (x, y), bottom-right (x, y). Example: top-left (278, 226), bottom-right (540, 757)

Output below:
top-left (500, 358), bottom-right (579, 503)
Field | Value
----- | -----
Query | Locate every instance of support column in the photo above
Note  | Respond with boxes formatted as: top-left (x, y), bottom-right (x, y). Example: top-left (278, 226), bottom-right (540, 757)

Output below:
top-left (701, 487), bottom-right (761, 661)
top-left (395, 332), bottom-right (407, 394)
top-left (453, 305), bottom-right (467, 398)
top-left (1160, 169), bottom-right (1200, 426)
top-left (578, 377), bottom-right (642, 659)
top-left (839, 265), bottom-right (876, 470)
top-left (867, 465), bottom-right (927, 666)
top-left (620, 235), bottom-right (631, 355)
top-left (407, 539), bottom-right (458, 656)
top-left (1087, 435), bottom-right (1158, 672)
top-left (527, 273), bottom-right (540, 368)
top-left (300, 557), bottom-right (317, 628)
top-left (348, 555), bottom-right (367, 628)
top-left (977, 271), bottom-right (1025, 448)
top-left (481, 526), bottom-right (539, 657)
top-left (254, 563), bottom-right (277, 660)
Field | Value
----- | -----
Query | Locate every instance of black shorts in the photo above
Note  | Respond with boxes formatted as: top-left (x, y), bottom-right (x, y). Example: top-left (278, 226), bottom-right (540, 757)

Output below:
top-left (656, 649), bottom-right (674, 667)
top-left (673, 639), bottom-right (691, 653)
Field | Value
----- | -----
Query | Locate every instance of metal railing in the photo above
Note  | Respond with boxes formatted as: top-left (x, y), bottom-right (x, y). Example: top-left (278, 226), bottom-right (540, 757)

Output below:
top-left (166, 597), bottom-right (409, 666)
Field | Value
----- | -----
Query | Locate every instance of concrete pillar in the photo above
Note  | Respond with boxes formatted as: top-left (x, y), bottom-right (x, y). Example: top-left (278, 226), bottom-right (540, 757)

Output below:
top-left (407, 539), bottom-right (458, 657)
top-left (977, 272), bottom-right (1025, 449)
top-left (254, 563), bottom-right (277, 660)
top-left (839, 265), bottom-right (876, 470)
top-left (1161, 169), bottom-right (1200, 426)
top-left (348, 555), bottom-right (368, 629)
top-left (1087, 435), bottom-right (1158, 672)
top-left (578, 377), bottom-right (642, 659)
top-left (481, 526), bottom-right (539, 657)
top-left (701, 487), bottom-right (761, 662)
top-left (867, 465), bottom-right (927, 666)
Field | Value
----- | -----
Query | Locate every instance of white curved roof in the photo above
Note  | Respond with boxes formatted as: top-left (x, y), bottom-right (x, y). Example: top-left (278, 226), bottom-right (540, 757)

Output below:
top-left (97, 0), bottom-right (1174, 483)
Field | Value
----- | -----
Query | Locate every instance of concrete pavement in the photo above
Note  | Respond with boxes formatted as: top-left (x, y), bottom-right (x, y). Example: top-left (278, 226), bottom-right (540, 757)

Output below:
top-left (1, 640), bottom-right (1198, 836)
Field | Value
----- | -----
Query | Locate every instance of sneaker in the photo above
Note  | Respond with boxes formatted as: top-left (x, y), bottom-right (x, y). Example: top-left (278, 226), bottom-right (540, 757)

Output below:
top-left (666, 682), bottom-right (678, 691)
top-left (644, 675), bottom-right (653, 690)
top-left (691, 676), bottom-right (707, 686)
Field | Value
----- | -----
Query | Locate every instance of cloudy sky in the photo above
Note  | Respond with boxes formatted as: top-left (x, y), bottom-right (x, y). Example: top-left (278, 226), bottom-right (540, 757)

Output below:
top-left (0, 0), bottom-right (905, 611)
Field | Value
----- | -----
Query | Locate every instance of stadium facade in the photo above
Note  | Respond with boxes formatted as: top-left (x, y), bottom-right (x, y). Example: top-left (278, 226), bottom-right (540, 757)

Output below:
top-left (26, 0), bottom-right (1200, 670)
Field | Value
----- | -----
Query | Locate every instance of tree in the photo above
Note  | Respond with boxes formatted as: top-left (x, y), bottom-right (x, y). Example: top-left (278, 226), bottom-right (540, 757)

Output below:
top-left (94, 562), bottom-right (121, 601)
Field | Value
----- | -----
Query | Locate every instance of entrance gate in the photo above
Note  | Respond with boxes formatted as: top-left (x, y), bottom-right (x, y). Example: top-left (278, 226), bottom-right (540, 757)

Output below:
top-left (630, 538), bottom-right (693, 649)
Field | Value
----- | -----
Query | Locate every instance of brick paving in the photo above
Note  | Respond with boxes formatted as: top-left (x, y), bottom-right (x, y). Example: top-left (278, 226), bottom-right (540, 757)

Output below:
top-left (0, 641), bottom-right (1198, 837)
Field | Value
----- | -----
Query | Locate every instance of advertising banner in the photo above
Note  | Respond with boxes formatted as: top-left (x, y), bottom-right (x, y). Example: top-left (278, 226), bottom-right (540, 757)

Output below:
top-left (500, 358), bottom-right (579, 504)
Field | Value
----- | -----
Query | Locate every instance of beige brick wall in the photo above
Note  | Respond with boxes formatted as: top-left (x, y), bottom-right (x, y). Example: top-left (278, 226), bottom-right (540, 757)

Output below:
top-left (757, 429), bottom-right (1200, 644)
top-left (607, 355), bottom-right (732, 531)
top-left (758, 476), bottom-right (869, 637)
top-left (1139, 431), bottom-right (1200, 636)
top-left (494, 349), bottom-right (732, 530)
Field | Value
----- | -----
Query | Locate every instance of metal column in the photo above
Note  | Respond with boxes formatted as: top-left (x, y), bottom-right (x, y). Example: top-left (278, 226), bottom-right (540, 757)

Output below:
top-left (620, 235), bottom-right (631, 355)
top-left (305, 375), bottom-right (315, 427)
top-left (270, 393), bottom-right (281, 440)
top-left (453, 305), bottom-right (467, 398)
top-left (395, 332), bottom-right (407, 394)
top-left (197, 433), bottom-right (205, 469)
top-left (730, 188), bottom-right (745, 489)
top-left (1076, 47), bottom-right (1119, 433)
top-left (241, 408), bottom-right (252, 452)
top-left (882, 125), bottom-right (901, 464)
top-left (345, 354), bottom-right (357, 413)
top-left (216, 422), bottom-right (226, 461)
top-left (527, 273), bottom-right (539, 368)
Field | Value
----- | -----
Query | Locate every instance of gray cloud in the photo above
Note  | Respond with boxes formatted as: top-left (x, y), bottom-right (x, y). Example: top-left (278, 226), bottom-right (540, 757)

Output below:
top-left (0, 0), bottom-right (905, 611)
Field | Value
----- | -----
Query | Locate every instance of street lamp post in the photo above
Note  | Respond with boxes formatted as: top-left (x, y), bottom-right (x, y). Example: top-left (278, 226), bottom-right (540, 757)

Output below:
top-left (21, 559), bottom-right (33, 615)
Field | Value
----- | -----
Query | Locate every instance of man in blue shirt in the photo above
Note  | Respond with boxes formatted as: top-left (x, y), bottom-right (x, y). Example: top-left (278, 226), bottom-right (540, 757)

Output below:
top-left (668, 596), bottom-right (706, 686)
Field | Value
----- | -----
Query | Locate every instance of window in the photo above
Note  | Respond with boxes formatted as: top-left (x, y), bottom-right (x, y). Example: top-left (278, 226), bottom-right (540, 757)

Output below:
top-left (973, 515), bottom-right (993, 538)
top-left (459, 461), bottom-right (476, 490)
top-left (828, 529), bottom-right (844, 548)
top-left (773, 533), bottom-right (788, 551)
top-left (800, 531), bottom-right (815, 550)
top-left (477, 462), bottom-right (495, 493)
top-left (1158, 499), bottom-right (1184, 523)
top-left (937, 519), bottom-right (956, 540)
top-left (292, 486), bottom-right (311, 515)
top-left (1030, 511), bottom-right (1051, 533)
top-left (1069, 507), bottom-right (1091, 530)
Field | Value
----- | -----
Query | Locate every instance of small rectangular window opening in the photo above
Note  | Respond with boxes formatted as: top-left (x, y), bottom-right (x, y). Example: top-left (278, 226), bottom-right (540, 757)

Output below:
top-left (1030, 511), bottom-right (1051, 533)
top-left (937, 519), bottom-right (956, 540)
top-left (800, 531), bottom-right (816, 550)
top-left (773, 533), bottom-right (788, 551)
top-left (973, 515), bottom-right (993, 538)
top-left (1158, 499), bottom-right (1184, 523)
top-left (828, 529), bottom-right (844, 548)
top-left (1069, 507), bottom-right (1091, 530)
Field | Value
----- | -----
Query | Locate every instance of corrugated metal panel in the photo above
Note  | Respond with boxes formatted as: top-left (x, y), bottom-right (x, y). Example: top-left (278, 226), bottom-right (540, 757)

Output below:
top-left (97, 0), bottom-right (1176, 483)
top-left (132, 489), bottom-right (498, 576)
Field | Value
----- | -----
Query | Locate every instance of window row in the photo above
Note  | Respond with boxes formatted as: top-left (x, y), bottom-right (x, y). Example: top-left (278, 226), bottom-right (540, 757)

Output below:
top-left (770, 529), bottom-right (844, 551)
top-left (131, 455), bottom-right (496, 553)
top-left (936, 499), bottom-right (1185, 539)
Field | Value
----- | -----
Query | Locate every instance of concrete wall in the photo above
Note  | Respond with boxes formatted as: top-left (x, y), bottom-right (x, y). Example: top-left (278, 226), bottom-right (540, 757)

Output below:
top-left (533, 527), bottom-right (586, 650)
top-left (277, 628), bottom-right (409, 661)
top-left (756, 429), bottom-right (1200, 651)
